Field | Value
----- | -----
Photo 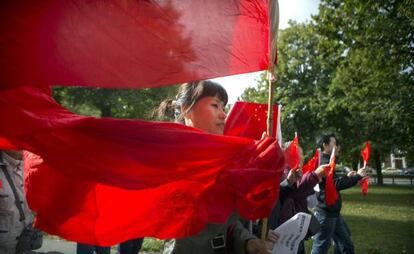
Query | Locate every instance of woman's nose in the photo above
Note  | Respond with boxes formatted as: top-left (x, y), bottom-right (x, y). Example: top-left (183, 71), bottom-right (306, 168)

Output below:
top-left (219, 109), bottom-right (227, 119)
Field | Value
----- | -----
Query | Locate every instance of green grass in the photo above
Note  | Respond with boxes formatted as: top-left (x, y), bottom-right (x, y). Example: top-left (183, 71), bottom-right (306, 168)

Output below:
top-left (305, 185), bottom-right (414, 254)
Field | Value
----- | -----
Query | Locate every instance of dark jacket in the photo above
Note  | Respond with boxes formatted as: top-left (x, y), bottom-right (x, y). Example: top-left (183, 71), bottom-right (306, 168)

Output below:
top-left (316, 153), bottom-right (362, 217)
top-left (278, 171), bottom-right (320, 224)
top-left (268, 169), bottom-right (320, 229)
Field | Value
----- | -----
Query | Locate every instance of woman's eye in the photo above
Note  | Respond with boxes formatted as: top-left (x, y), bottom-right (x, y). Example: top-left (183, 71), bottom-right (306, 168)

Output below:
top-left (212, 104), bottom-right (218, 108)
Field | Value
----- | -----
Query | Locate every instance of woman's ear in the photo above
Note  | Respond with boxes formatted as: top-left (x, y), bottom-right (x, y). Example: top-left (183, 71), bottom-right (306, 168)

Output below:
top-left (182, 105), bottom-right (192, 124)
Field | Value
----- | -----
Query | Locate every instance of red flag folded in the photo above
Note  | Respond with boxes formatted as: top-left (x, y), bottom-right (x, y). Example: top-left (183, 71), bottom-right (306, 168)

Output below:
top-left (0, 0), bottom-right (273, 89)
top-left (302, 150), bottom-right (320, 174)
top-left (283, 135), bottom-right (301, 170)
top-left (360, 141), bottom-right (371, 196)
top-left (325, 148), bottom-right (339, 206)
top-left (224, 101), bottom-right (279, 140)
top-left (1, 86), bottom-right (285, 245)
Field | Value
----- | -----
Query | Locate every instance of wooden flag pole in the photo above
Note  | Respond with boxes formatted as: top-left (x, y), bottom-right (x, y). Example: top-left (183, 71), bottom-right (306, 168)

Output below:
top-left (260, 68), bottom-right (276, 240)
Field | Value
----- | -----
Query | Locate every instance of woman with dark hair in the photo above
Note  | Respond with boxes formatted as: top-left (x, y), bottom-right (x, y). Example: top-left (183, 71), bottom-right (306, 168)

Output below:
top-left (157, 80), bottom-right (278, 254)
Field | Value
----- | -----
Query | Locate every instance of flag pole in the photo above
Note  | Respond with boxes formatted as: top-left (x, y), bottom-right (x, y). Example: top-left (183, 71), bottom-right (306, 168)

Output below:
top-left (260, 67), bottom-right (276, 240)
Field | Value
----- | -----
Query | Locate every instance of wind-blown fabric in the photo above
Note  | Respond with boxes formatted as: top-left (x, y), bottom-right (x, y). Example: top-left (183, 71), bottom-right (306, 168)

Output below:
top-left (0, 0), bottom-right (283, 245)
top-left (360, 142), bottom-right (371, 195)
top-left (283, 135), bottom-right (301, 170)
top-left (0, 0), bottom-right (275, 89)
top-left (302, 150), bottom-right (320, 174)
top-left (1, 86), bottom-right (285, 245)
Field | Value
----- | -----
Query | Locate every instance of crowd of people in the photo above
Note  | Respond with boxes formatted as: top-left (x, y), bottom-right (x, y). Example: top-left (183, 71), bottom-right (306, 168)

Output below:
top-left (1, 80), bottom-right (367, 254)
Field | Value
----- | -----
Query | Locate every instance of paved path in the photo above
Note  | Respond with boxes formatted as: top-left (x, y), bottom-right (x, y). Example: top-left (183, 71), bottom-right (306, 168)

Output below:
top-left (28, 238), bottom-right (117, 254)
top-left (27, 238), bottom-right (160, 254)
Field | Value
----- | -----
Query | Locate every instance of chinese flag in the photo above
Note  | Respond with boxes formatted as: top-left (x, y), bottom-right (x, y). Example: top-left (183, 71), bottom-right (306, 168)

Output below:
top-left (302, 150), bottom-right (320, 174)
top-left (360, 142), bottom-right (371, 196)
top-left (225, 101), bottom-right (279, 140)
top-left (325, 148), bottom-right (338, 206)
top-left (283, 135), bottom-right (301, 170)
top-left (0, 0), bottom-right (283, 245)
top-left (0, 0), bottom-right (274, 89)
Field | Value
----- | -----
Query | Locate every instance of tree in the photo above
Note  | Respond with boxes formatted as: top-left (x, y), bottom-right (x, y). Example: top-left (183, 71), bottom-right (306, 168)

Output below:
top-left (53, 86), bottom-right (177, 119)
top-left (315, 0), bottom-right (414, 183)
top-left (241, 1), bottom-right (414, 183)
top-left (242, 22), bottom-right (327, 157)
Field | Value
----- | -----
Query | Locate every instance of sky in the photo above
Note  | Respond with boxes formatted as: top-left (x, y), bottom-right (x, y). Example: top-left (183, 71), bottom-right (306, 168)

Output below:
top-left (212, 0), bottom-right (320, 104)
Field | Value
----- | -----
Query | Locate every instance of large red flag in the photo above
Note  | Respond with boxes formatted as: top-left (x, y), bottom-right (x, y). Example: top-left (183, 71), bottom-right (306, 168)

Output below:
top-left (360, 141), bottom-right (371, 195)
top-left (325, 148), bottom-right (338, 206)
top-left (0, 0), bottom-right (276, 89)
top-left (1, 85), bottom-right (285, 245)
top-left (0, 0), bottom-right (283, 245)
top-left (302, 150), bottom-right (320, 174)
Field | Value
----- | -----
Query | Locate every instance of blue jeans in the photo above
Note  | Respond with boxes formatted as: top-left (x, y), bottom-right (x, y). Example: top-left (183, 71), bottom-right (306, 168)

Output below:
top-left (76, 243), bottom-right (111, 254)
top-left (117, 238), bottom-right (144, 254)
top-left (310, 209), bottom-right (354, 254)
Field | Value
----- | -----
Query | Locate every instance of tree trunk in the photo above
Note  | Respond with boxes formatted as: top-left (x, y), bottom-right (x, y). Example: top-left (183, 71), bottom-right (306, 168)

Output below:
top-left (374, 148), bottom-right (383, 185)
top-left (101, 105), bottom-right (112, 117)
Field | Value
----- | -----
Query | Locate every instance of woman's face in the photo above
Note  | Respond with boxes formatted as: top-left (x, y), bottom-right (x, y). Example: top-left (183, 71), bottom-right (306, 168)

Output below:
top-left (184, 96), bottom-right (227, 135)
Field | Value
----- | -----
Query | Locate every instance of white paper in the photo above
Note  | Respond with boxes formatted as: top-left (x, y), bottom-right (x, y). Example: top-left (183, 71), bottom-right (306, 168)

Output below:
top-left (272, 212), bottom-right (311, 254)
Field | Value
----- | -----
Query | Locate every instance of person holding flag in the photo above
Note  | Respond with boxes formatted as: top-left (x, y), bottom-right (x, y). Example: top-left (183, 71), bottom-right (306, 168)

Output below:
top-left (311, 134), bottom-right (367, 254)
top-left (269, 136), bottom-right (329, 254)
top-left (156, 80), bottom-right (279, 254)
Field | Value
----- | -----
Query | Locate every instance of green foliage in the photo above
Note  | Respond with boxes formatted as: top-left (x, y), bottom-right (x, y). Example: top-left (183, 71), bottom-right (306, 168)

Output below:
top-left (141, 238), bottom-right (164, 252)
top-left (241, 1), bottom-right (414, 165)
top-left (53, 86), bottom-right (178, 119)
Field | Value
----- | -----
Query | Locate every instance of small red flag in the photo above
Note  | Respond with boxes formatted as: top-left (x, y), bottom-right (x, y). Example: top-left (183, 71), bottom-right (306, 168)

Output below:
top-left (360, 142), bottom-right (371, 196)
top-left (325, 148), bottom-right (338, 206)
top-left (361, 142), bottom-right (371, 164)
top-left (224, 101), bottom-right (279, 140)
top-left (283, 134), bottom-right (301, 170)
top-left (302, 150), bottom-right (320, 174)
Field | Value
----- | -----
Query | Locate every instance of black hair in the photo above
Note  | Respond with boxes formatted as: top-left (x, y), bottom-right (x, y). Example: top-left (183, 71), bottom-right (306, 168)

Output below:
top-left (317, 133), bottom-right (339, 151)
top-left (155, 80), bottom-right (228, 123)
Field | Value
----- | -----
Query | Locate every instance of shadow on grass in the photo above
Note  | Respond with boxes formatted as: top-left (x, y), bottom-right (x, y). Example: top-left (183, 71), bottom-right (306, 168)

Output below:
top-left (344, 214), bottom-right (414, 254)
top-left (305, 214), bottom-right (414, 254)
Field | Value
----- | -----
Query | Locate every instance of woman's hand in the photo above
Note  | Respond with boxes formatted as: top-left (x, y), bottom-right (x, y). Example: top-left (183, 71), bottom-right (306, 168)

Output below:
top-left (246, 239), bottom-right (269, 254)
top-left (286, 168), bottom-right (302, 186)
top-left (246, 230), bottom-right (279, 254)
top-left (314, 164), bottom-right (330, 180)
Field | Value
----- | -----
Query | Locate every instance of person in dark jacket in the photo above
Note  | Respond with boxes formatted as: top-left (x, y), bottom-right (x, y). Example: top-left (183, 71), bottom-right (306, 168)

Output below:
top-left (310, 134), bottom-right (367, 254)
top-left (269, 145), bottom-right (329, 254)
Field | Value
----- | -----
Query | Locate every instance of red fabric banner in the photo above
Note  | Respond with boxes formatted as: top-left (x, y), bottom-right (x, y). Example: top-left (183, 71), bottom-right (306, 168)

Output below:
top-left (1, 86), bottom-right (285, 245)
top-left (0, 0), bottom-right (282, 245)
top-left (325, 149), bottom-right (338, 206)
top-left (225, 101), bottom-right (279, 140)
top-left (302, 150), bottom-right (320, 174)
top-left (360, 141), bottom-right (371, 196)
top-left (0, 0), bottom-right (272, 89)
top-left (283, 135), bottom-right (301, 170)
